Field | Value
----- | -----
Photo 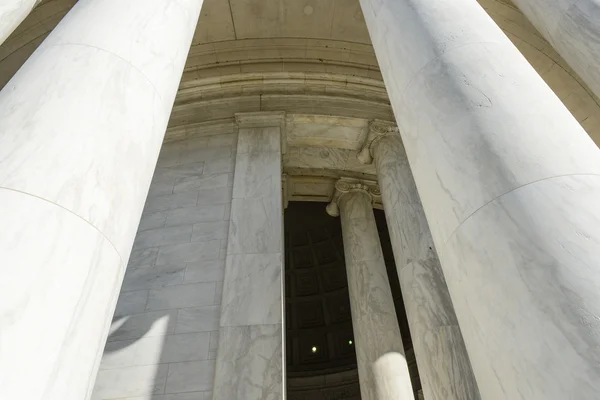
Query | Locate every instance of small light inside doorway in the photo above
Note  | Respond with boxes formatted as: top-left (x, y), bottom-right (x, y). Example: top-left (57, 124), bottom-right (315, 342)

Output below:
top-left (348, 340), bottom-right (353, 345)
top-left (311, 346), bottom-right (318, 353)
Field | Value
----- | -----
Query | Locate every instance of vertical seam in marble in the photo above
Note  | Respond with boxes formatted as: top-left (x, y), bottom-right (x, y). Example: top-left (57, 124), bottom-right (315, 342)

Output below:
top-left (443, 172), bottom-right (600, 247)
top-left (47, 42), bottom-right (165, 107)
top-left (0, 186), bottom-right (123, 265)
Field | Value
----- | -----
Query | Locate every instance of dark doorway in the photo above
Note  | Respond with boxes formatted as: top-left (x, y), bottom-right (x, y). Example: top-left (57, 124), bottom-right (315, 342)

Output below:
top-left (284, 201), bottom-right (422, 399)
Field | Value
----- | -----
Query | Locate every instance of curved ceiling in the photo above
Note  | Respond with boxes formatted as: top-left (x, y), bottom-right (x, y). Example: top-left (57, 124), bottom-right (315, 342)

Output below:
top-left (1, 0), bottom-right (599, 145)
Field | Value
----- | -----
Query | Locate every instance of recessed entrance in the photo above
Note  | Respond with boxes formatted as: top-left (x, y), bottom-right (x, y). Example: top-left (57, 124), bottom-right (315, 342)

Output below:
top-left (284, 201), bottom-right (422, 398)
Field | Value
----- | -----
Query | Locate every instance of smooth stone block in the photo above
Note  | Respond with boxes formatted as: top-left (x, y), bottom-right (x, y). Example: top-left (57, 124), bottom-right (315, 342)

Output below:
top-left (220, 253), bottom-right (283, 326)
top-left (137, 211), bottom-right (167, 232)
top-left (146, 282), bottom-right (217, 311)
top-left (102, 332), bottom-right (211, 369)
top-left (209, 331), bottom-right (219, 360)
top-left (133, 225), bottom-right (193, 250)
top-left (147, 181), bottom-right (176, 197)
top-left (128, 247), bottom-right (159, 269)
top-left (203, 157), bottom-right (235, 175)
top-left (165, 360), bottom-right (215, 394)
top-left (107, 310), bottom-right (178, 342)
top-left (195, 186), bottom-right (233, 207)
top-left (207, 133), bottom-right (237, 148)
top-left (212, 325), bottom-right (283, 400)
top-left (179, 147), bottom-right (232, 165)
top-left (236, 126), bottom-right (280, 154)
top-left (191, 221), bottom-right (229, 243)
top-left (121, 264), bottom-right (186, 292)
top-left (227, 197), bottom-right (282, 254)
top-left (175, 305), bottom-right (221, 333)
top-left (118, 393), bottom-right (212, 400)
top-left (152, 162), bottom-right (205, 184)
top-left (184, 260), bottom-right (226, 283)
top-left (231, 151), bottom-right (281, 199)
top-left (173, 172), bottom-right (231, 194)
top-left (164, 204), bottom-right (225, 227)
top-left (156, 240), bottom-right (220, 266)
top-left (115, 392), bottom-right (211, 400)
top-left (114, 290), bottom-right (149, 317)
top-left (92, 364), bottom-right (169, 400)
top-left (144, 192), bottom-right (198, 214)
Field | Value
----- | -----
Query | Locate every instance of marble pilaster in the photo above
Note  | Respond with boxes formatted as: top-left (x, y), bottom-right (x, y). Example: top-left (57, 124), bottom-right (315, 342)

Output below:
top-left (327, 178), bottom-right (414, 400)
top-left (213, 112), bottom-right (285, 400)
top-left (359, 0), bottom-right (600, 398)
top-left (359, 121), bottom-right (481, 400)
top-left (510, 0), bottom-right (600, 99)
top-left (0, 0), bottom-right (40, 45)
top-left (0, 0), bottom-right (204, 398)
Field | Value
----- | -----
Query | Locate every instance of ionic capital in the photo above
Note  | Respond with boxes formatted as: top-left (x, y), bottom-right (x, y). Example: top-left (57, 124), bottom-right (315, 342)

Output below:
top-left (326, 177), bottom-right (381, 217)
top-left (357, 119), bottom-right (399, 165)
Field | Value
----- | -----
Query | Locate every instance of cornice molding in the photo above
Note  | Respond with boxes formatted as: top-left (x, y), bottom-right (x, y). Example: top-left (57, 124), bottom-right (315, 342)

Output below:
top-left (235, 111), bottom-right (286, 129)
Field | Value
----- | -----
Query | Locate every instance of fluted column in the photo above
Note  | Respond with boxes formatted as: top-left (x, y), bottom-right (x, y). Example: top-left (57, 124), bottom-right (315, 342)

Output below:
top-left (359, 0), bottom-right (600, 398)
top-left (0, 0), bottom-right (203, 399)
top-left (510, 0), bottom-right (600, 99)
top-left (327, 179), bottom-right (414, 400)
top-left (358, 121), bottom-right (481, 400)
top-left (0, 0), bottom-right (40, 45)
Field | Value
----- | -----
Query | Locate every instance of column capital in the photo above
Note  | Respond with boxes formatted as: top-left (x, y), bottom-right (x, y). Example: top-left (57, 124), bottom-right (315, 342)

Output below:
top-left (326, 177), bottom-right (381, 217)
top-left (357, 119), bottom-right (399, 165)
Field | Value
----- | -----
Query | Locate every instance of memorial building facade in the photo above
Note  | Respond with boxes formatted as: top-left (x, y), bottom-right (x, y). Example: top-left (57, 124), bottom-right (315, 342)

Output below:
top-left (2, 0), bottom-right (600, 399)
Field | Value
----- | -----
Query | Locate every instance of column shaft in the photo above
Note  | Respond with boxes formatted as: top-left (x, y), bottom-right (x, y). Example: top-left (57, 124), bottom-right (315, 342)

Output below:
top-left (0, 0), bottom-right (203, 399)
top-left (359, 0), bottom-right (600, 398)
top-left (338, 188), bottom-right (414, 400)
top-left (213, 112), bottom-right (285, 400)
top-left (510, 0), bottom-right (600, 99)
top-left (372, 135), bottom-right (480, 400)
top-left (0, 0), bottom-right (40, 45)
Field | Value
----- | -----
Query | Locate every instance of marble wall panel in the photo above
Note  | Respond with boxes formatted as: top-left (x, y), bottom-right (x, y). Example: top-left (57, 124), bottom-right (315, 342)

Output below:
top-left (213, 325), bottom-right (283, 400)
top-left (92, 131), bottom-right (237, 400)
top-left (213, 116), bottom-right (284, 400)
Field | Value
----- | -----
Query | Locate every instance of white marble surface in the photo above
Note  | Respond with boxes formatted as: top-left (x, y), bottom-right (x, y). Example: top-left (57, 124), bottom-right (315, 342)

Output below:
top-left (213, 325), bottom-right (283, 400)
top-left (372, 135), bottom-right (480, 400)
top-left (0, 0), bottom-right (204, 398)
top-left (336, 187), bottom-right (414, 400)
top-left (0, 0), bottom-right (39, 45)
top-left (92, 132), bottom-right (235, 400)
top-left (220, 253), bottom-right (283, 326)
top-left (213, 113), bottom-right (284, 400)
top-left (0, 190), bottom-right (122, 400)
top-left (360, 0), bottom-right (600, 397)
top-left (510, 0), bottom-right (600, 99)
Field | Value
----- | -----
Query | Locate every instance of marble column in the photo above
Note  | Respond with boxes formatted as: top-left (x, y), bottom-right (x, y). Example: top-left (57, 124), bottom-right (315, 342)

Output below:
top-left (327, 178), bottom-right (414, 400)
top-left (358, 121), bottom-right (481, 400)
top-left (510, 0), bottom-right (600, 99)
top-left (213, 112), bottom-right (285, 400)
top-left (0, 0), bottom-right (40, 45)
top-left (0, 0), bottom-right (203, 399)
top-left (359, 0), bottom-right (600, 398)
